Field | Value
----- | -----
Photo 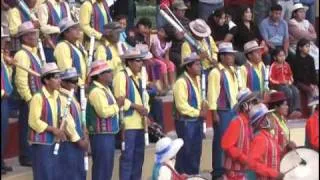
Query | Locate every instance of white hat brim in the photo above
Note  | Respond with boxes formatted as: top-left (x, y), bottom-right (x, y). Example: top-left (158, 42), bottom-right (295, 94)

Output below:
top-left (60, 22), bottom-right (79, 34)
top-left (189, 22), bottom-right (211, 38)
top-left (292, 6), bottom-right (309, 13)
top-left (17, 29), bottom-right (39, 37)
top-left (160, 138), bottom-right (184, 163)
top-left (244, 46), bottom-right (264, 54)
top-left (233, 92), bottom-right (259, 111)
top-left (308, 100), bottom-right (319, 107)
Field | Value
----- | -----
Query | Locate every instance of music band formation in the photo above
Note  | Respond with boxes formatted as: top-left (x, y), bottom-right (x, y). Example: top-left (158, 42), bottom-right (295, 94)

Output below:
top-left (1, 0), bottom-right (319, 179)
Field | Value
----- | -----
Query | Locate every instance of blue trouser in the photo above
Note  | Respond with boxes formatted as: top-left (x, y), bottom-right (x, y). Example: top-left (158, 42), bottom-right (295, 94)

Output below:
top-left (18, 100), bottom-right (32, 161)
top-left (90, 134), bottom-right (115, 180)
top-left (175, 118), bottom-right (203, 175)
top-left (31, 144), bottom-right (59, 180)
top-left (44, 47), bottom-right (55, 63)
top-left (212, 109), bottom-right (236, 177)
top-left (120, 130), bottom-right (145, 180)
top-left (1, 98), bottom-right (9, 166)
top-left (59, 142), bottom-right (86, 180)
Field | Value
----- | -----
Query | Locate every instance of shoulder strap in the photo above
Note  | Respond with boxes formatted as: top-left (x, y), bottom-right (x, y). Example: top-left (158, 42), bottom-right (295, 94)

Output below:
top-left (103, 44), bottom-right (113, 60)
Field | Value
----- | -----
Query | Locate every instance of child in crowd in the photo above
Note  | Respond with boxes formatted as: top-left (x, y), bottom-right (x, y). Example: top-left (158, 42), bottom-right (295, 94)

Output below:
top-left (150, 27), bottom-right (176, 95)
top-left (269, 48), bottom-right (302, 118)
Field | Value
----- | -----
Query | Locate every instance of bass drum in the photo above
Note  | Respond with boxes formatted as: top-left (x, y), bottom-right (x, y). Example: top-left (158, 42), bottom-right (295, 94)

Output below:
top-left (186, 177), bottom-right (208, 180)
top-left (280, 146), bottom-right (319, 180)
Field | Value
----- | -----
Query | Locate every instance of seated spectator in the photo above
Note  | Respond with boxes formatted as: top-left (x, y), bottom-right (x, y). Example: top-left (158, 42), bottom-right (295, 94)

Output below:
top-left (197, 0), bottom-right (224, 21)
top-left (289, 38), bottom-right (318, 104)
top-left (253, 0), bottom-right (276, 25)
top-left (233, 5), bottom-right (266, 65)
top-left (127, 17), bottom-right (152, 47)
top-left (277, 0), bottom-right (300, 22)
top-left (288, 3), bottom-right (317, 54)
top-left (269, 48), bottom-right (302, 118)
top-left (259, 4), bottom-right (289, 65)
top-left (115, 15), bottom-right (129, 43)
top-left (150, 27), bottom-right (175, 94)
top-left (207, 8), bottom-right (234, 44)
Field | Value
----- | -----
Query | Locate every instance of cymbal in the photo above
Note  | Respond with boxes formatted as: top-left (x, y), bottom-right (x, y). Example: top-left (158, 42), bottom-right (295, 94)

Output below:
top-left (280, 147), bottom-right (319, 180)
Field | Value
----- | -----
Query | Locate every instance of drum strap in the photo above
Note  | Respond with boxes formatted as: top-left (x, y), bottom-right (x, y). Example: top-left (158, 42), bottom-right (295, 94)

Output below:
top-left (163, 163), bottom-right (187, 180)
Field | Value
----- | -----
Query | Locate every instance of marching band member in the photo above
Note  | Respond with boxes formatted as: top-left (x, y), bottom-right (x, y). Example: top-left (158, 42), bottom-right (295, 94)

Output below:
top-left (54, 18), bottom-right (87, 86)
top-left (221, 88), bottom-right (258, 180)
top-left (305, 95), bottom-right (319, 151)
top-left (207, 42), bottom-right (238, 179)
top-left (173, 53), bottom-right (208, 175)
top-left (181, 19), bottom-right (218, 75)
top-left (37, 0), bottom-right (72, 62)
top-left (1, 28), bottom-right (14, 174)
top-left (95, 22), bottom-right (125, 73)
top-left (86, 61), bottom-right (122, 180)
top-left (152, 137), bottom-right (186, 180)
top-left (14, 21), bottom-right (43, 167)
top-left (113, 48), bottom-right (150, 180)
top-left (8, 0), bottom-right (40, 52)
top-left (79, 0), bottom-right (112, 47)
top-left (59, 68), bottom-right (88, 180)
top-left (240, 40), bottom-right (267, 93)
top-left (248, 103), bottom-right (284, 180)
top-left (28, 63), bottom-right (65, 180)
top-left (266, 91), bottom-right (296, 153)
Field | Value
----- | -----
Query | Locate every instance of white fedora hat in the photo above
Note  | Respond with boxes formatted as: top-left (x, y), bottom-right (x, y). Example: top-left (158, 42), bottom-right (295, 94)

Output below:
top-left (135, 44), bottom-right (153, 60)
top-left (59, 18), bottom-right (79, 34)
top-left (291, 3), bottom-right (309, 13)
top-left (155, 137), bottom-right (184, 163)
top-left (17, 21), bottom-right (39, 37)
top-left (218, 42), bottom-right (237, 53)
top-left (41, 63), bottom-right (61, 77)
top-left (180, 52), bottom-right (200, 67)
top-left (249, 103), bottom-right (274, 125)
top-left (244, 40), bottom-right (264, 54)
top-left (189, 19), bottom-right (211, 38)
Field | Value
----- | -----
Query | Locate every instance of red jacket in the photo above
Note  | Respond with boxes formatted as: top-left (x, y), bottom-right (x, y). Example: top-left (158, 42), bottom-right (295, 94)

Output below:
top-left (306, 110), bottom-right (319, 151)
top-left (248, 130), bottom-right (281, 180)
top-left (269, 62), bottom-right (294, 85)
top-left (222, 113), bottom-right (252, 170)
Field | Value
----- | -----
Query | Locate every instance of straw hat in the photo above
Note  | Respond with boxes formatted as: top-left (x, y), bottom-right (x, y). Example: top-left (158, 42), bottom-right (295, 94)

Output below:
top-left (180, 52), bottom-right (200, 67)
top-left (155, 137), bottom-right (184, 163)
top-left (308, 95), bottom-right (319, 107)
top-left (233, 88), bottom-right (258, 111)
top-left (60, 67), bottom-right (79, 80)
top-left (120, 47), bottom-right (146, 60)
top-left (189, 19), bottom-right (211, 38)
top-left (249, 103), bottom-right (274, 125)
top-left (172, 1), bottom-right (188, 10)
top-left (41, 63), bottom-right (61, 77)
top-left (291, 3), bottom-right (309, 14)
top-left (218, 42), bottom-right (237, 53)
top-left (59, 18), bottom-right (79, 34)
top-left (89, 60), bottom-right (112, 77)
top-left (244, 40), bottom-right (263, 54)
top-left (17, 21), bottom-right (38, 37)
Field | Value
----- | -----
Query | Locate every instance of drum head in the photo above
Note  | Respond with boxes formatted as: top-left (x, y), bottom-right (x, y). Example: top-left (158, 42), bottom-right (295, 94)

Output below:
top-left (186, 176), bottom-right (208, 180)
top-left (280, 147), bottom-right (319, 180)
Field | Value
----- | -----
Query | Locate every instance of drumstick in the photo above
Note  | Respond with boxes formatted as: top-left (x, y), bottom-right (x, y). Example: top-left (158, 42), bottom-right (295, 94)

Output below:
top-left (283, 158), bottom-right (307, 175)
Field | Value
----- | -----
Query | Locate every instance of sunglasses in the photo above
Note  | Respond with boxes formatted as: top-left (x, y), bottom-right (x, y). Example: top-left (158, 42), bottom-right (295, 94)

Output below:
top-left (52, 74), bottom-right (61, 79)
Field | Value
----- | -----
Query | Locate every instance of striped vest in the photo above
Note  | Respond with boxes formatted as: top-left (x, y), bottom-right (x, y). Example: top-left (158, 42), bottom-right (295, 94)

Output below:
top-left (91, 0), bottom-right (112, 34)
top-left (44, 1), bottom-right (68, 47)
top-left (217, 69), bottom-right (232, 110)
top-left (184, 76), bottom-right (198, 109)
top-left (23, 48), bottom-right (42, 95)
top-left (86, 84), bottom-right (119, 134)
top-left (123, 71), bottom-right (140, 116)
top-left (245, 63), bottom-right (265, 92)
top-left (60, 90), bottom-right (84, 138)
top-left (224, 114), bottom-right (251, 171)
top-left (1, 60), bottom-right (13, 97)
top-left (255, 130), bottom-right (280, 180)
top-left (65, 41), bottom-right (86, 77)
top-left (29, 92), bottom-right (61, 145)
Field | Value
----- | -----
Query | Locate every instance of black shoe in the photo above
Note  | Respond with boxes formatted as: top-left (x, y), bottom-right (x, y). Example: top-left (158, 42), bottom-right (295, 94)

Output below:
top-left (1, 168), bottom-right (6, 175)
top-left (1, 165), bottom-right (12, 172)
top-left (19, 160), bottom-right (32, 167)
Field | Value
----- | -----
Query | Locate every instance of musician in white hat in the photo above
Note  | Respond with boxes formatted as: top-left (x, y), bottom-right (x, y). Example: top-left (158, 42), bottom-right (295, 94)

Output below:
top-left (113, 48), bottom-right (150, 180)
top-left (1, 26), bottom-right (14, 174)
top-left (59, 67), bottom-right (89, 180)
top-left (94, 22), bottom-right (125, 74)
top-left (54, 18), bottom-right (87, 86)
top-left (247, 103), bottom-right (284, 180)
top-left (239, 40), bottom-right (267, 93)
top-left (14, 21), bottom-right (43, 167)
top-left (207, 42), bottom-right (238, 179)
top-left (221, 88), bottom-right (259, 179)
top-left (173, 53), bottom-right (208, 175)
top-left (28, 63), bottom-right (68, 180)
top-left (37, 0), bottom-right (72, 63)
top-left (151, 137), bottom-right (186, 180)
top-left (181, 18), bottom-right (218, 74)
top-left (87, 60), bottom-right (123, 180)
top-left (305, 95), bottom-right (319, 151)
